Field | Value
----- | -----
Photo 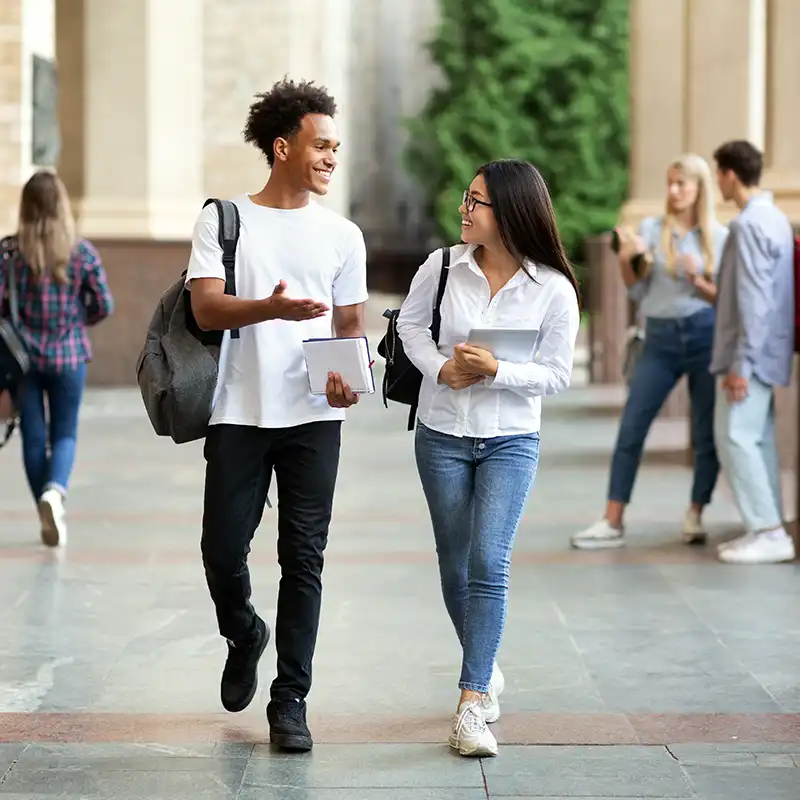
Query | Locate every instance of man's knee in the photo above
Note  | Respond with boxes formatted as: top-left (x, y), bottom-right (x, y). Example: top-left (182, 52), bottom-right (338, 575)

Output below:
top-left (277, 527), bottom-right (327, 576)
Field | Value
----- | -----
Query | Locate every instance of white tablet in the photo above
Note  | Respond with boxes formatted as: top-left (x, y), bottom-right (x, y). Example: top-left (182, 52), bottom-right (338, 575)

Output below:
top-left (466, 328), bottom-right (539, 363)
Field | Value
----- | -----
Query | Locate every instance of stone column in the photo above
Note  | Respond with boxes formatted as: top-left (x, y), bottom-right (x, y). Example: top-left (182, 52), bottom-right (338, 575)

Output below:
top-left (201, 0), bottom-right (353, 217)
top-left (0, 0), bottom-right (24, 234)
top-left (76, 0), bottom-right (204, 239)
top-left (0, 0), bottom-right (57, 233)
top-left (763, 0), bottom-right (800, 222)
top-left (621, 0), bottom-right (687, 225)
top-left (684, 0), bottom-right (767, 174)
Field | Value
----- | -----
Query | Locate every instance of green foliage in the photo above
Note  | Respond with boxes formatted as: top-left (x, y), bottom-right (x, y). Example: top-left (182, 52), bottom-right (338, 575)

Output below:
top-left (405, 0), bottom-right (629, 264)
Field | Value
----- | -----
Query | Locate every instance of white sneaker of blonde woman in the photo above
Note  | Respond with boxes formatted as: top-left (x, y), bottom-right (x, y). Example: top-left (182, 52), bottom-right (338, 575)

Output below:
top-left (480, 663), bottom-right (505, 723)
top-left (570, 519), bottom-right (624, 550)
top-left (449, 700), bottom-right (498, 757)
top-left (38, 488), bottom-right (67, 547)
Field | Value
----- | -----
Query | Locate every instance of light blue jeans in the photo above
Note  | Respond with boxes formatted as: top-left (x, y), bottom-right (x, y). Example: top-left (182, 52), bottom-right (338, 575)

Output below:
top-left (414, 422), bottom-right (540, 693)
top-left (714, 375), bottom-right (783, 533)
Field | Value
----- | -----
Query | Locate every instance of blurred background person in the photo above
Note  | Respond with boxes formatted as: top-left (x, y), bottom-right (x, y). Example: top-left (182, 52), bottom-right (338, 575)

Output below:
top-left (711, 140), bottom-right (796, 565)
top-left (0, 171), bottom-right (113, 547)
top-left (571, 154), bottom-right (728, 550)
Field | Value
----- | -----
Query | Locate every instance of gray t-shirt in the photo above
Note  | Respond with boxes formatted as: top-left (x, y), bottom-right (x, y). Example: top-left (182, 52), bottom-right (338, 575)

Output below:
top-left (628, 215), bottom-right (728, 319)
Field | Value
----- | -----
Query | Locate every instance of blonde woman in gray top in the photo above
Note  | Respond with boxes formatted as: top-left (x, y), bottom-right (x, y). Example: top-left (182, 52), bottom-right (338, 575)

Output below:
top-left (572, 154), bottom-right (728, 549)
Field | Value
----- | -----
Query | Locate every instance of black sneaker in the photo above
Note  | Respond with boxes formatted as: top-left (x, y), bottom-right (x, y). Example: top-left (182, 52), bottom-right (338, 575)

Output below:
top-left (267, 698), bottom-right (313, 752)
top-left (220, 616), bottom-right (269, 713)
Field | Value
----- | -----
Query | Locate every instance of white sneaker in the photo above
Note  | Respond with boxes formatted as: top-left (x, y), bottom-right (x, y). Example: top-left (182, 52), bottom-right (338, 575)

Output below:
top-left (480, 663), bottom-right (505, 723)
top-left (717, 532), bottom-right (756, 553)
top-left (571, 519), bottom-right (624, 550)
top-left (682, 508), bottom-right (707, 545)
top-left (38, 489), bottom-right (67, 547)
top-left (718, 529), bottom-right (795, 564)
top-left (449, 700), bottom-right (498, 757)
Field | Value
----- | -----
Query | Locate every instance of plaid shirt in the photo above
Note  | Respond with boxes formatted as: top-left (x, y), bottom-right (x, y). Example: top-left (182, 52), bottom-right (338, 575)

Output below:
top-left (0, 235), bottom-right (114, 372)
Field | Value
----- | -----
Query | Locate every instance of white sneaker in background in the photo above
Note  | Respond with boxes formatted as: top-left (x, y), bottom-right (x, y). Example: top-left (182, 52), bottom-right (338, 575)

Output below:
top-left (717, 532), bottom-right (756, 553)
top-left (682, 508), bottom-right (707, 545)
top-left (449, 700), bottom-right (498, 757)
top-left (480, 663), bottom-right (505, 723)
top-left (38, 489), bottom-right (67, 547)
top-left (570, 519), bottom-right (625, 550)
top-left (718, 528), bottom-right (795, 564)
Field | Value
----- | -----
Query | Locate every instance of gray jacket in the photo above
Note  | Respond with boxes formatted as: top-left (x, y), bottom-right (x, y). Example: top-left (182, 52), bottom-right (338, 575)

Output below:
top-left (710, 194), bottom-right (795, 387)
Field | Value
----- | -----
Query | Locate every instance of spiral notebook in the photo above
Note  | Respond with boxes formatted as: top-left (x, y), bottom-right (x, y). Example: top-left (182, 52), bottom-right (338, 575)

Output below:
top-left (302, 336), bottom-right (376, 396)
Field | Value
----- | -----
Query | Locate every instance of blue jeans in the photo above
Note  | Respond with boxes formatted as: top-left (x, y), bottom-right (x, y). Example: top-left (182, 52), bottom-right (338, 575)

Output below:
top-left (414, 422), bottom-right (540, 693)
top-left (18, 364), bottom-right (86, 501)
top-left (609, 307), bottom-right (718, 506)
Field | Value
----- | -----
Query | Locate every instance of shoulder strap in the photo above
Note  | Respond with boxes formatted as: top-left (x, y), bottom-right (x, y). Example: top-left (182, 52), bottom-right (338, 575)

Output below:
top-left (407, 247), bottom-right (451, 432)
top-left (7, 258), bottom-right (19, 329)
top-left (202, 198), bottom-right (241, 340)
top-left (430, 246), bottom-right (450, 344)
top-left (0, 239), bottom-right (20, 328)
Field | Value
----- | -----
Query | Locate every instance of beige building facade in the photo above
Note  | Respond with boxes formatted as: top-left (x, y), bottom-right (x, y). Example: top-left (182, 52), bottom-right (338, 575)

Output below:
top-left (0, 0), bottom-right (798, 387)
top-left (624, 0), bottom-right (800, 225)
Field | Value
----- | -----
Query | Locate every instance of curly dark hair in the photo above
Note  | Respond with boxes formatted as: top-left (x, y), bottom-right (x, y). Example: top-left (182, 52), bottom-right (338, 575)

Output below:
top-left (243, 78), bottom-right (337, 166)
top-left (713, 140), bottom-right (763, 187)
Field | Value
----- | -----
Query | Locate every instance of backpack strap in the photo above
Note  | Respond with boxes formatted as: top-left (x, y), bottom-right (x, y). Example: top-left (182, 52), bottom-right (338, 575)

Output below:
top-left (407, 246), bottom-right (451, 431)
top-left (203, 198), bottom-right (241, 340)
top-left (1, 242), bottom-right (21, 451)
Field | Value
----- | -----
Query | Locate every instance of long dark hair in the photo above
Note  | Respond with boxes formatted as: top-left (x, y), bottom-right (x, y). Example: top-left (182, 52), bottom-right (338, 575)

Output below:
top-left (477, 159), bottom-right (581, 308)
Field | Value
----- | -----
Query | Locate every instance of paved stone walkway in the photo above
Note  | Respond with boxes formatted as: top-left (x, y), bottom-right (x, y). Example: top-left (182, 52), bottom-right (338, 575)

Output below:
top-left (0, 344), bottom-right (798, 797)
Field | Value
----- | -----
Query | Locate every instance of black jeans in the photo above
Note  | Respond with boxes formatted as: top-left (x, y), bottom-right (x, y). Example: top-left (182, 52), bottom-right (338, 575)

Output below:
top-left (201, 421), bottom-right (342, 701)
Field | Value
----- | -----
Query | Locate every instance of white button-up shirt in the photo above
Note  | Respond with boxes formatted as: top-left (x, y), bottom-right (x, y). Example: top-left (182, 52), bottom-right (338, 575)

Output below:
top-left (396, 244), bottom-right (580, 439)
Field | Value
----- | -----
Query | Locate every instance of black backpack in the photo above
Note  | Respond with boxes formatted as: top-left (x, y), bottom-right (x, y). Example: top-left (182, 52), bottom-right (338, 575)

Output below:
top-left (377, 247), bottom-right (450, 430)
top-left (0, 240), bottom-right (31, 450)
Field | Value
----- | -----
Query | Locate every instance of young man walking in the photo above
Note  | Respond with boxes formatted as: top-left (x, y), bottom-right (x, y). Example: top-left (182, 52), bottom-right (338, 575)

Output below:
top-left (186, 79), bottom-right (368, 749)
top-left (711, 140), bottom-right (796, 564)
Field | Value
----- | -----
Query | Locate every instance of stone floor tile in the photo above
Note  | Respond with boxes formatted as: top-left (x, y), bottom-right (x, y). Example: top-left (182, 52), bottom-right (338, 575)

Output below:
top-left (0, 764), bottom-right (247, 798)
top-left (481, 745), bottom-right (693, 798)
top-left (754, 753), bottom-right (797, 768)
top-left (244, 744), bottom-right (483, 789)
top-left (0, 745), bottom-right (26, 779)
top-left (237, 790), bottom-right (486, 800)
top-left (683, 764), bottom-right (799, 800)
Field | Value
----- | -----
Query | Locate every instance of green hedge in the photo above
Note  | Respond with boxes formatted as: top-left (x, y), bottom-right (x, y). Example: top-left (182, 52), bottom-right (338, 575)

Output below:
top-left (405, 0), bottom-right (629, 268)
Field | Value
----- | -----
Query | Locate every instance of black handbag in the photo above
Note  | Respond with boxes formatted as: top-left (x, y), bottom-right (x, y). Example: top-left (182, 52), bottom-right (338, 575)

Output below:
top-left (0, 244), bottom-right (31, 449)
top-left (377, 247), bottom-right (450, 430)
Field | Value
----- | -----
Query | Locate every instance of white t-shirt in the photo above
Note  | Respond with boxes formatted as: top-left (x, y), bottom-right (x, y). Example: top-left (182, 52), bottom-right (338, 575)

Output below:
top-left (185, 194), bottom-right (368, 429)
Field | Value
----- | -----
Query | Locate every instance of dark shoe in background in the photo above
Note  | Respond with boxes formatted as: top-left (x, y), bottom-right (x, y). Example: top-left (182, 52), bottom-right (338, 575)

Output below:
top-left (220, 616), bottom-right (269, 712)
top-left (267, 698), bottom-right (313, 752)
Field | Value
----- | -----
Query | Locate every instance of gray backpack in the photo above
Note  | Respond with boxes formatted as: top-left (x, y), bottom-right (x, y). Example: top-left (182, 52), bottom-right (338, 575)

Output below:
top-left (136, 198), bottom-right (240, 444)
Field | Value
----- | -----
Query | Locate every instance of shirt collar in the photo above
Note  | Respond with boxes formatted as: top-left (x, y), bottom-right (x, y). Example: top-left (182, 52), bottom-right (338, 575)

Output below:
top-left (743, 191), bottom-right (773, 211)
top-left (448, 243), bottom-right (538, 281)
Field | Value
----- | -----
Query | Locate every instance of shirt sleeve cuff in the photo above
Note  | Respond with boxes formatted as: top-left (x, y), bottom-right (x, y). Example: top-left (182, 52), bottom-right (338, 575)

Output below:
top-left (734, 359), bottom-right (753, 380)
top-left (486, 360), bottom-right (513, 389)
top-left (426, 352), bottom-right (449, 383)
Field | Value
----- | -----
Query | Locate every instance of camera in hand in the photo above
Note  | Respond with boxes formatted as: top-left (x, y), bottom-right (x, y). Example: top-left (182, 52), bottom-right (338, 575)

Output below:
top-left (610, 227), bottom-right (652, 277)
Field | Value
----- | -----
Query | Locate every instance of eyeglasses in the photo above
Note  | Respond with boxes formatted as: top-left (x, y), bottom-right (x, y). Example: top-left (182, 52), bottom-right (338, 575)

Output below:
top-left (462, 190), bottom-right (492, 213)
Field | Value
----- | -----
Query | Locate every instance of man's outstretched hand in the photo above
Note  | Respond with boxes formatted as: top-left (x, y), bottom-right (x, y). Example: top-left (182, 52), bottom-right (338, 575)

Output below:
top-left (266, 280), bottom-right (329, 321)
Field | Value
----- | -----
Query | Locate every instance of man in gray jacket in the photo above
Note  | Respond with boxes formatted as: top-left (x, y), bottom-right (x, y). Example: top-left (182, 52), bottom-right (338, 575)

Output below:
top-left (711, 140), bottom-right (796, 564)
